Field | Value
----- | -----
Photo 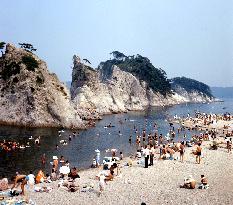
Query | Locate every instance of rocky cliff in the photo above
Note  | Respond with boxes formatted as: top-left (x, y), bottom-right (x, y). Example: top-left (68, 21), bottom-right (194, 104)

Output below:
top-left (0, 44), bottom-right (86, 128)
top-left (0, 45), bottom-right (215, 128)
top-left (71, 59), bottom-right (214, 115)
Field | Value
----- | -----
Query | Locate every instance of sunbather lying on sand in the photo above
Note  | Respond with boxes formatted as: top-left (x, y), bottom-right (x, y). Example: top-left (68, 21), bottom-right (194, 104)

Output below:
top-left (180, 175), bottom-right (196, 189)
top-left (68, 181), bottom-right (79, 192)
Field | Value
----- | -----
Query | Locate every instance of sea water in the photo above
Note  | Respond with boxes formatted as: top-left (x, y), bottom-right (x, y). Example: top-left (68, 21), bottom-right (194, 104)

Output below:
top-left (0, 98), bottom-right (232, 176)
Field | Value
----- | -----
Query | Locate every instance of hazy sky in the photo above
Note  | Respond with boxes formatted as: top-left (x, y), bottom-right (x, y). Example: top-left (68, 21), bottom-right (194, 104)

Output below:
top-left (1, 0), bottom-right (233, 86)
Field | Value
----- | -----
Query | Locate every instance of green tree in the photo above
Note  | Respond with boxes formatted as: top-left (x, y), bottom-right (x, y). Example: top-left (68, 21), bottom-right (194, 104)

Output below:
top-left (171, 77), bottom-right (213, 97)
top-left (110, 51), bottom-right (126, 60)
top-left (18, 43), bottom-right (37, 52)
top-left (98, 52), bottom-right (171, 96)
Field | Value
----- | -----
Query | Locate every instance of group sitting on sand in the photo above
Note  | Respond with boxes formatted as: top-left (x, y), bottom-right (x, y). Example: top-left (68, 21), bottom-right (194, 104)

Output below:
top-left (180, 174), bottom-right (209, 190)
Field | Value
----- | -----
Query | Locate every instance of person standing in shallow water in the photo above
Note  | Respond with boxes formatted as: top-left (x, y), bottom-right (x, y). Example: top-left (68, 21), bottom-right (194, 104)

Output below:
top-left (41, 153), bottom-right (46, 166)
top-left (129, 135), bottom-right (132, 144)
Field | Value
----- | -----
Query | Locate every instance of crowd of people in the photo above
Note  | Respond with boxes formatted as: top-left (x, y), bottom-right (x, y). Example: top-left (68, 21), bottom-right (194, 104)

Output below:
top-left (0, 111), bottom-right (232, 203)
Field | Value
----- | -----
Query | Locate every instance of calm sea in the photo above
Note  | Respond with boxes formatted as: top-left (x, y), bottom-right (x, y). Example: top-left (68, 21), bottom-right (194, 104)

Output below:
top-left (0, 98), bottom-right (232, 177)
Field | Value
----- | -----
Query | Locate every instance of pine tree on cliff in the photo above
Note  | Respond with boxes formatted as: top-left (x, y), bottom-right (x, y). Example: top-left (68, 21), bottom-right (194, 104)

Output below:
top-left (18, 43), bottom-right (37, 52)
top-left (83, 59), bottom-right (91, 64)
top-left (110, 51), bottom-right (126, 61)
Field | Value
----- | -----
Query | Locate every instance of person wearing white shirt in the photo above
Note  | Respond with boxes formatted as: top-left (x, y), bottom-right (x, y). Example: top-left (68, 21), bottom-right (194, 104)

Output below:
top-left (27, 171), bottom-right (35, 190)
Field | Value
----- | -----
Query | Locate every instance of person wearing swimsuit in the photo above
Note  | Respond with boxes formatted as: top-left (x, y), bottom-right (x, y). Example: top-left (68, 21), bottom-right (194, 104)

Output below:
top-left (179, 142), bottom-right (185, 163)
top-left (196, 143), bottom-right (202, 164)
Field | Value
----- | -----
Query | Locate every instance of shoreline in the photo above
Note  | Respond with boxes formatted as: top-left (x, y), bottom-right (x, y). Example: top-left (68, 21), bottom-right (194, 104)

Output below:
top-left (2, 140), bottom-right (233, 205)
top-left (0, 99), bottom-right (218, 130)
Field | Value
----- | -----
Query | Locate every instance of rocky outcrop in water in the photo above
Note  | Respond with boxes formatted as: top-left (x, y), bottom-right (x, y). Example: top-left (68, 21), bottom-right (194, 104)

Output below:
top-left (0, 45), bottom-right (214, 128)
top-left (71, 59), bottom-right (214, 115)
top-left (0, 44), bottom-right (86, 128)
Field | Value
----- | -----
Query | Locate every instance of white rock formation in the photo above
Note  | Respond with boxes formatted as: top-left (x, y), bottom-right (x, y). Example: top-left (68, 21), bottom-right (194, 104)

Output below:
top-left (71, 62), bottom-right (214, 115)
top-left (0, 44), bottom-right (85, 128)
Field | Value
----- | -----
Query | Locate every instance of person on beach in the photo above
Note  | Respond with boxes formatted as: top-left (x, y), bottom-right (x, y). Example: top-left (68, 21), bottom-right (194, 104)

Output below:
top-left (27, 170), bottom-right (35, 187)
top-left (180, 175), bottom-right (196, 189)
top-left (120, 151), bottom-right (123, 160)
top-left (111, 149), bottom-right (117, 158)
top-left (41, 153), bottom-right (46, 165)
top-left (129, 135), bottom-right (132, 144)
top-left (68, 181), bottom-right (79, 192)
top-left (166, 145), bottom-right (175, 160)
top-left (198, 175), bottom-right (209, 189)
top-left (143, 145), bottom-right (150, 168)
top-left (0, 174), bottom-right (8, 191)
top-left (97, 172), bottom-right (106, 194)
top-left (53, 156), bottom-right (59, 171)
top-left (50, 169), bottom-right (57, 181)
top-left (11, 174), bottom-right (28, 195)
top-left (179, 141), bottom-right (185, 162)
top-left (227, 138), bottom-right (232, 153)
top-left (95, 149), bottom-right (101, 167)
top-left (35, 170), bottom-right (46, 184)
top-left (72, 132), bottom-right (76, 138)
top-left (196, 143), bottom-right (202, 164)
top-left (149, 145), bottom-right (155, 166)
top-left (136, 136), bottom-right (140, 146)
top-left (60, 156), bottom-right (65, 165)
top-left (68, 167), bottom-right (80, 181)
top-left (161, 145), bottom-right (167, 159)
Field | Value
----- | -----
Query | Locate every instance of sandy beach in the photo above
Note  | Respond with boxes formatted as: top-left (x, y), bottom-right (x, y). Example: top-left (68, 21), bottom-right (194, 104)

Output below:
top-left (10, 141), bottom-right (231, 205)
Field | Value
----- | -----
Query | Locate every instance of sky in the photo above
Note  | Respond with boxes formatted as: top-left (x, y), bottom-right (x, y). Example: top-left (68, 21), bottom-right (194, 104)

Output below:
top-left (1, 0), bottom-right (233, 87)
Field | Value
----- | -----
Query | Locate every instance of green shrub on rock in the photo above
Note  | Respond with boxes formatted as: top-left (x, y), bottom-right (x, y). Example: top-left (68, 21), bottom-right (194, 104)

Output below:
top-left (22, 55), bottom-right (38, 71)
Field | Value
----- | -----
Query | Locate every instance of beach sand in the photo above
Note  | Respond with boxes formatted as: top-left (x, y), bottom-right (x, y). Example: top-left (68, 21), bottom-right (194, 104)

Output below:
top-left (175, 118), bottom-right (233, 134)
top-left (24, 141), bottom-right (233, 205)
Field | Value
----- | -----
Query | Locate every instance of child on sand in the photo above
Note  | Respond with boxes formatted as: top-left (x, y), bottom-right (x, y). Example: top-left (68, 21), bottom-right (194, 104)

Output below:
top-left (198, 175), bottom-right (209, 189)
top-left (97, 173), bottom-right (106, 194)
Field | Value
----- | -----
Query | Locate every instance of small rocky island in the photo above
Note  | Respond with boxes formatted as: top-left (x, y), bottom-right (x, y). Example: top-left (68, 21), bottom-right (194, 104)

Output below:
top-left (71, 51), bottom-right (214, 114)
top-left (0, 45), bottom-right (214, 128)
